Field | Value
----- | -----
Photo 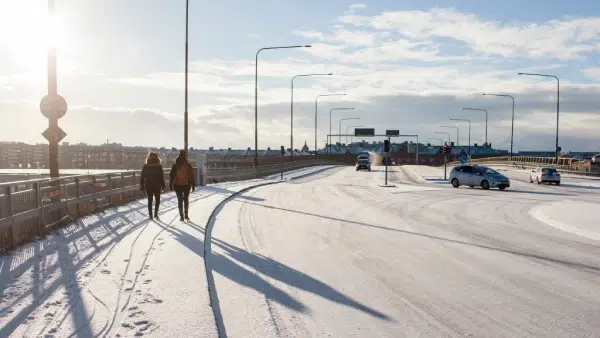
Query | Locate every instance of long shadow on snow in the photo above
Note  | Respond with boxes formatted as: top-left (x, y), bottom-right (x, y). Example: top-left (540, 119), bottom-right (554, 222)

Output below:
top-left (0, 190), bottom-right (216, 337)
top-left (240, 201), bottom-right (600, 275)
top-left (154, 219), bottom-right (390, 324)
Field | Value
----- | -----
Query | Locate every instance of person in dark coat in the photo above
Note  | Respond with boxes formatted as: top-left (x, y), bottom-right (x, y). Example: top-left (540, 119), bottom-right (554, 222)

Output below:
top-left (170, 150), bottom-right (196, 221)
top-left (140, 152), bottom-right (166, 219)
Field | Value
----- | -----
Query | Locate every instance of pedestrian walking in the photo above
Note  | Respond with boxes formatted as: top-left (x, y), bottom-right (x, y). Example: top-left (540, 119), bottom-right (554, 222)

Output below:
top-left (170, 150), bottom-right (196, 221)
top-left (140, 152), bottom-right (166, 219)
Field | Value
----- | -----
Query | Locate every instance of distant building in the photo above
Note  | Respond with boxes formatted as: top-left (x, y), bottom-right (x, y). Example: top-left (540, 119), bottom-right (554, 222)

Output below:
top-left (301, 141), bottom-right (309, 153)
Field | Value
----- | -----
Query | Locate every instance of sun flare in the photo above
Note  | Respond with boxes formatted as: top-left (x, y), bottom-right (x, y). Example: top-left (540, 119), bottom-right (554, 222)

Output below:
top-left (0, 1), bottom-right (74, 81)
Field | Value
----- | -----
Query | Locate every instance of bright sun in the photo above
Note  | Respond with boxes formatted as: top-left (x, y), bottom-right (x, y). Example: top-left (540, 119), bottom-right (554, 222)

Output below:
top-left (0, 1), bottom-right (73, 81)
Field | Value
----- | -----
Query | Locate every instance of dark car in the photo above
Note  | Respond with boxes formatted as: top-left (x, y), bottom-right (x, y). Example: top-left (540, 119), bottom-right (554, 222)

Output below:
top-left (356, 159), bottom-right (371, 171)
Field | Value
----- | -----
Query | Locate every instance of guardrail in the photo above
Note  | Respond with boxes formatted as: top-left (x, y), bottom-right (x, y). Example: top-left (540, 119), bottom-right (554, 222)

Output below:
top-left (0, 159), bottom-right (340, 252)
top-left (450, 156), bottom-right (600, 176)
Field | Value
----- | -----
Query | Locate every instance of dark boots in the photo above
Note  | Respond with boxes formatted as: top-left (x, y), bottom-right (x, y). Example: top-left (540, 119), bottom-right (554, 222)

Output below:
top-left (178, 206), bottom-right (189, 221)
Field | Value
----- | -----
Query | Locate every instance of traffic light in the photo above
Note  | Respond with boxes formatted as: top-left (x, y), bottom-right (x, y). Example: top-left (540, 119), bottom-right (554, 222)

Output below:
top-left (439, 145), bottom-right (453, 154)
top-left (383, 139), bottom-right (390, 152)
top-left (280, 146), bottom-right (285, 155)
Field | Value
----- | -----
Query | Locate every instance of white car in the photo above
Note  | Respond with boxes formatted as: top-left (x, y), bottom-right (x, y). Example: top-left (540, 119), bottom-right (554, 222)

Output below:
top-left (530, 167), bottom-right (561, 185)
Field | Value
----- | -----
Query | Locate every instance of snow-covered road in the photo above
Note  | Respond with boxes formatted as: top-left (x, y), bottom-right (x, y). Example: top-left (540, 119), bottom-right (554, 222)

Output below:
top-left (2, 163), bottom-right (600, 337)
top-left (210, 166), bottom-right (600, 337)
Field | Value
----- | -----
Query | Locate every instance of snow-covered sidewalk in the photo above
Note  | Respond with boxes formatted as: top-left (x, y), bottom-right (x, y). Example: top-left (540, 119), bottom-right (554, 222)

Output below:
top-left (0, 165), bottom-right (338, 337)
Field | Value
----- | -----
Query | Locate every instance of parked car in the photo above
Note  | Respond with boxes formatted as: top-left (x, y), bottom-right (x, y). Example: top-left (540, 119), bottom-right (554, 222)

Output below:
top-left (449, 165), bottom-right (510, 190)
top-left (530, 167), bottom-right (561, 185)
top-left (356, 159), bottom-right (371, 171)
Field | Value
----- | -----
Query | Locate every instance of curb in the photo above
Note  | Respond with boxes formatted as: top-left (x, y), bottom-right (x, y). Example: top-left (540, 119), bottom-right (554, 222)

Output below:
top-left (289, 165), bottom-right (341, 181)
top-left (203, 180), bottom-right (281, 338)
top-left (202, 164), bottom-right (344, 337)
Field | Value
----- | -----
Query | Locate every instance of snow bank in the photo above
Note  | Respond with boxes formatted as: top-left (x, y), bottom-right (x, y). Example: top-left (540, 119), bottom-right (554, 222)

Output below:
top-left (530, 201), bottom-right (600, 241)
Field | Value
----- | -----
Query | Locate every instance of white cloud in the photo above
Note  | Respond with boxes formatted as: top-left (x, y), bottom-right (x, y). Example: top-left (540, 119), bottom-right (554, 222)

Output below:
top-left (349, 4), bottom-right (367, 9)
top-left (583, 67), bottom-right (600, 79)
top-left (333, 8), bottom-right (600, 60)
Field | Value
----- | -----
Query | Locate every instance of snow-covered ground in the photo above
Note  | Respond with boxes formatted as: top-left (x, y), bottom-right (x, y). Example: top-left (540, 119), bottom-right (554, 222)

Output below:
top-left (2, 163), bottom-right (600, 337)
top-left (0, 165), bottom-right (339, 338)
top-left (209, 165), bottom-right (600, 337)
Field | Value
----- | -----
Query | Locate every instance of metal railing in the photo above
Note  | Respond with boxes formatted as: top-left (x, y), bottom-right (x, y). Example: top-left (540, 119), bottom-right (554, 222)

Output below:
top-left (0, 159), bottom-right (341, 252)
top-left (450, 156), bottom-right (600, 176)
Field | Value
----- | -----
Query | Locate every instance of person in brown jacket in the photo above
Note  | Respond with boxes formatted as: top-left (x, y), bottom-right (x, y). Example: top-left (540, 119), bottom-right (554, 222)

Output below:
top-left (170, 150), bottom-right (196, 221)
top-left (140, 152), bottom-right (166, 219)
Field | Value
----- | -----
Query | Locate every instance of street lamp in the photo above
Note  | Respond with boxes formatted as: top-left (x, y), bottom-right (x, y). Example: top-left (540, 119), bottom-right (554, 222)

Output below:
top-left (315, 93), bottom-right (346, 159)
top-left (462, 108), bottom-right (488, 146)
top-left (291, 73), bottom-right (332, 162)
top-left (483, 93), bottom-right (515, 159)
top-left (518, 72), bottom-right (560, 162)
top-left (329, 108), bottom-right (354, 155)
top-left (440, 126), bottom-right (458, 146)
top-left (254, 44), bottom-right (312, 166)
top-left (428, 138), bottom-right (444, 146)
top-left (346, 125), bottom-right (363, 145)
top-left (339, 118), bottom-right (360, 144)
top-left (450, 118), bottom-right (471, 155)
top-left (184, 0), bottom-right (189, 154)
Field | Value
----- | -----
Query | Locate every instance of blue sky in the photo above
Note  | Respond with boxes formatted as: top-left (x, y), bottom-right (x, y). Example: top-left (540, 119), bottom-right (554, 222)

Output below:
top-left (1, 0), bottom-right (599, 151)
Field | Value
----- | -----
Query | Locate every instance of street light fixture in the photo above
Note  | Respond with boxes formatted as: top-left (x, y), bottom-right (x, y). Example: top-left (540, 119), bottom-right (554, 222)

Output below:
top-left (346, 125), bottom-right (363, 145)
top-left (329, 108), bottom-right (354, 154)
top-left (290, 73), bottom-right (332, 162)
top-left (518, 72), bottom-right (560, 162)
top-left (254, 44), bottom-right (312, 166)
top-left (462, 108), bottom-right (488, 146)
top-left (483, 93), bottom-right (515, 159)
top-left (315, 93), bottom-right (346, 159)
top-left (339, 118), bottom-right (360, 143)
top-left (440, 126), bottom-right (458, 146)
top-left (450, 118), bottom-right (471, 155)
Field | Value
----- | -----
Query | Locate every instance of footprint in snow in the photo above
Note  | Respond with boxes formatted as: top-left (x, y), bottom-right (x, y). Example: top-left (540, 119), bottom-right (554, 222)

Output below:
top-left (129, 311), bottom-right (144, 318)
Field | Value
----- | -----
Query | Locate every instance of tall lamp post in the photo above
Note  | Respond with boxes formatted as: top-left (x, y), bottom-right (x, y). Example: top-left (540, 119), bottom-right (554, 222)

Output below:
top-left (329, 108), bottom-right (354, 155)
top-left (440, 126), bottom-right (458, 146)
top-left (254, 44), bottom-right (311, 166)
top-left (40, 0), bottom-right (68, 179)
top-left (346, 125), bottom-right (363, 145)
top-left (483, 93), bottom-right (515, 159)
top-left (518, 72), bottom-right (560, 162)
top-left (450, 118), bottom-right (471, 155)
top-left (339, 117), bottom-right (360, 143)
top-left (315, 93), bottom-right (346, 159)
top-left (462, 108), bottom-right (488, 146)
top-left (184, 0), bottom-right (189, 154)
top-left (291, 73), bottom-right (332, 162)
